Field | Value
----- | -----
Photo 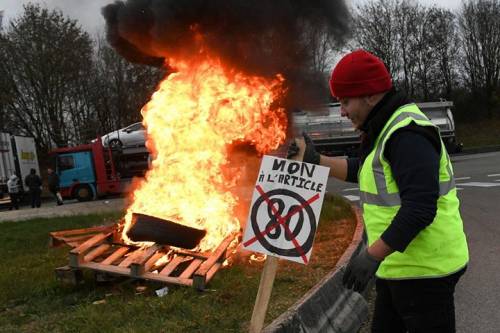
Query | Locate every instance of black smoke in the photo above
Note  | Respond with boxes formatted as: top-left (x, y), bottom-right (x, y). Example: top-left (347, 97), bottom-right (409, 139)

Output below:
top-left (102, 0), bottom-right (350, 105)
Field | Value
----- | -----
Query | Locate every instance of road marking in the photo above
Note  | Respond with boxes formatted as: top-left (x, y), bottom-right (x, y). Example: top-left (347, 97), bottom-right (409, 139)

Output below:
top-left (343, 187), bottom-right (359, 192)
top-left (456, 182), bottom-right (500, 188)
top-left (344, 195), bottom-right (360, 201)
top-left (455, 177), bottom-right (471, 181)
top-left (457, 187), bottom-right (463, 191)
top-left (487, 174), bottom-right (500, 177)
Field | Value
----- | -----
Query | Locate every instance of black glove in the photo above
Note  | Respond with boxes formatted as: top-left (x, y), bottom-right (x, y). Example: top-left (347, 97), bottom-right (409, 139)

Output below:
top-left (286, 132), bottom-right (320, 165)
top-left (342, 249), bottom-right (381, 293)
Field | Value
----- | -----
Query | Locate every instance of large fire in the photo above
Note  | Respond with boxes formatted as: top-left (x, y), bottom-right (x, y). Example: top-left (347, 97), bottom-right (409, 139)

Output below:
top-left (121, 57), bottom-right (287, 251)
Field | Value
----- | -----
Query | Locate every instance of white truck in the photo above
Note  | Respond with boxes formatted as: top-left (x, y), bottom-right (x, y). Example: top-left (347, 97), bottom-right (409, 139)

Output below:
top-left (292, 100), bottom-right (462, 156)
top-left (0, 132), bottom-right (40, 202)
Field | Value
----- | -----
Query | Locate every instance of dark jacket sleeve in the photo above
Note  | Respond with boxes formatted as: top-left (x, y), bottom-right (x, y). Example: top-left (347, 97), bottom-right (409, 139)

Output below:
top-left (346, 157), bottom-right (360, 183)
top-left (380, 128), bottom-right (441, 252)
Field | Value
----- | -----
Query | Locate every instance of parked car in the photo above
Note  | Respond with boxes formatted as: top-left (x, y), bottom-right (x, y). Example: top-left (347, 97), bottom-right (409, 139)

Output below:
top-left (292, 100), bottom-right (462, 157)
top-left (101, 122), bottom-right (146, 148)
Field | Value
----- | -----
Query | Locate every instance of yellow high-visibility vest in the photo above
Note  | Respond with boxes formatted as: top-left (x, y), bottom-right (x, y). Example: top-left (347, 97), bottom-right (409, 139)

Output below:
top-left (359, 103), bottom-right (468, 279)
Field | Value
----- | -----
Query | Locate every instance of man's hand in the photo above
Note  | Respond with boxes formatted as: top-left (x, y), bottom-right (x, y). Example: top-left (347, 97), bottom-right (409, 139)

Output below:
top-left (342, 249), bottom-right (381, 292)
top-left (287, 132), bottom-right (320, 165)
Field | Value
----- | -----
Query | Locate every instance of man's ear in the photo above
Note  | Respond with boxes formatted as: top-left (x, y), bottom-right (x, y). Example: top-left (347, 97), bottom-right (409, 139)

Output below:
top-left (366, 92), bottom-right (386, 107)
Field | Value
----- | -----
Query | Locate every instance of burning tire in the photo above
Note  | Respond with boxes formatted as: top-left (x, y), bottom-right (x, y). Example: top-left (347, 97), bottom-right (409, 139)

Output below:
top-left (74, 185), bottom-right (93, 202)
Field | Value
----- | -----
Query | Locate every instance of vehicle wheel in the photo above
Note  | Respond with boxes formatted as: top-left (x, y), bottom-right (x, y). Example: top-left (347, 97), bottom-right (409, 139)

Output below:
top-left (108, 139), bottom-right (122, 149)
top-left (74, 185), bottom-right (93, 202)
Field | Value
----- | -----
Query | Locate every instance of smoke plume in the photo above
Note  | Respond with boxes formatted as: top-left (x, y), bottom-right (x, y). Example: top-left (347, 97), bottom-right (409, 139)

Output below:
top-left (102, 0), bottom-right (350, 105)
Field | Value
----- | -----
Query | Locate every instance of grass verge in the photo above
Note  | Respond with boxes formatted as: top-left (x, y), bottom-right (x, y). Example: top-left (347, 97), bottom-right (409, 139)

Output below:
top-left (0, 194), bottom-right (355, 333)
top-left (455, 117), bottom-right (500, 148)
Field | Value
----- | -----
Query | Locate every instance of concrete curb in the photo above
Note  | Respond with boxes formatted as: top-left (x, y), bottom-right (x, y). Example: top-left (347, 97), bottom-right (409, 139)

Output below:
top-left (263, 206), bottom-right (367, 333)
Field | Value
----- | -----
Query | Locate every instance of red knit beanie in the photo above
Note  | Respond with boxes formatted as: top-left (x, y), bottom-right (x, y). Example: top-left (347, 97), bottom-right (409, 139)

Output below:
top-left (329, 49), bottom-right (392, 99)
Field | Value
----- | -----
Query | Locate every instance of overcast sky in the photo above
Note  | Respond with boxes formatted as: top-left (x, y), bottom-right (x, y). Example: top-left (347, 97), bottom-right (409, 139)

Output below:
top-left (1, 0), bottom-right (463, 34)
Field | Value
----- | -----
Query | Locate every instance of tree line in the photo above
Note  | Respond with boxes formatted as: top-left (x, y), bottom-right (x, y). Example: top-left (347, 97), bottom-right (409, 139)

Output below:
top-left (1, 1), bottom-right (500, 155)
top-left (352, 0), bottom-right (500, 120)
top-left (0, 4), bottom-right (164, 154)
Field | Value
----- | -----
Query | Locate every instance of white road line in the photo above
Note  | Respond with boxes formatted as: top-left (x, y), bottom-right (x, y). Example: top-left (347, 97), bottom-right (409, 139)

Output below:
top-left (457, 187), bottom-right (463, 191)
top-left (344, 195), bottom-right (360, 201)
top-left (456, 182), bottom-right (500, 188)
top-left (343, 187), bottom-right (359, 192)
top-left (487, 174), bottom-right (500, 177)
top-left (455, 177), bottom-right (471, 181)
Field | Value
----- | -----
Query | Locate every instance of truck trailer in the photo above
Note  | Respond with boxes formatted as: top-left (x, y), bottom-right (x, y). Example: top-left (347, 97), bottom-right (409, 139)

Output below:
top-left (292, 100), bottom-right (462, 157)
top-left (49, 137), bottom-right (150, 201)
top-left (0, 132), bottom-right (40, 201)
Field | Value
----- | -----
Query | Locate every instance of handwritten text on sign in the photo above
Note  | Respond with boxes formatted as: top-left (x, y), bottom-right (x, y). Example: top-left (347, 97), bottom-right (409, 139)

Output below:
top-left (243, 156), bottom-right (330, 264)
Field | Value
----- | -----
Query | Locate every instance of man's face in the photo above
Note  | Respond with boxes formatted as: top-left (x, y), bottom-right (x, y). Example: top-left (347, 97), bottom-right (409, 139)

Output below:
top-left (48, 168), bottom-right (53, 174)
top-left (338, 96), bottom-right (373, 130)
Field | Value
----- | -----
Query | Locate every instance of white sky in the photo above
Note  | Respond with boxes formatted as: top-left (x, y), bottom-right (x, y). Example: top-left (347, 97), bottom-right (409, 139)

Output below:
top-left (1, 0), bottom-right (463, 34)
top-left (0, 0), bottom-right (113, 35)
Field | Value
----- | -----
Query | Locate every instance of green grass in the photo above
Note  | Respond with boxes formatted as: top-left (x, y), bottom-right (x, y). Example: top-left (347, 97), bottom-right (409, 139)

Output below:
top-left (0, 196), bottom-right (355, 333)
top-left (455, 117), bottom-right (500, 148)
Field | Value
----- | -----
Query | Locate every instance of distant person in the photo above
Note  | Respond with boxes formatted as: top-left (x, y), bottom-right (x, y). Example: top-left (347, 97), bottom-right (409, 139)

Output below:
top-left (47, 168), bottom-right (63, 206)
top-left (25, 168), bottom-right (42, 208)
top-left (6, 174), bottom-right (21, 210)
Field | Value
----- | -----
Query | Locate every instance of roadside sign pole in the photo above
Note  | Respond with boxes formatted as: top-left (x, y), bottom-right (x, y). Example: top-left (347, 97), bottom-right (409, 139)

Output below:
top-left (248, 138), bottom-right (306, 332)
top-left (249, 255), bottom-right (279, 333)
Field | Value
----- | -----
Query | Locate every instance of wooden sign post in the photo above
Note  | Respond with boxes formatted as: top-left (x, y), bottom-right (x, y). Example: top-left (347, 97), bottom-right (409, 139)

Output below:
top-left (245, 137), bottom-right (329, 332)
top-left (249, 255), bottom-right (279, 333)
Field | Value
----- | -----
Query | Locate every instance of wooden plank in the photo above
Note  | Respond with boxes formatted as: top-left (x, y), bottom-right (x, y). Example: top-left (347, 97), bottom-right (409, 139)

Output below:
top-left (101, 247), bottom-right (129, 265)
top-left (83, 244), bottom-right (111, 262)
top-left (194, 233), bottom-right (236, 277)
top-left (144, 252), bottom-right (165, 272)
top-left (132, 245), bottom-right (162, 266)
top-left (142, 271), bottom-right (193, 286)
top-left (173, 249), bottom-right (210, 260)
top-left (205, 262), bottom-right (222, 283)
top-left (79, 261), bottom-right (130, 276)
top-left (130, 245), bottom-right (161, 277)
top-left (70, 232), bottom-right (112, 255)
top-left (50, 225), bottom-right (114, 238)
top-left (179, 258), bottom-right (203, 279)
top-left (60, 234), bottom-right (95, 244)
top-left (118, 249), bottom-right (144, 268)
top-left (148, 254), bottom-right (170, 272)
top-left (78, 262), bottom-right (193, 286)
top-left (193, 262), bottom-right (223, 290)
top-left (159, 256), bottom-right (184, 276)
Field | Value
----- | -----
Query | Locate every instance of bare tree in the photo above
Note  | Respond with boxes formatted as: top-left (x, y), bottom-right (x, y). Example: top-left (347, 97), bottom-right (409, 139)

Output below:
top-left (353, 0), bottom-right (459, 101)
top-left (0, 3), bottom-right (93, 151)
top-left (428, 8), bottom-right (459, 98)
top-left (88, 37), bottom-right (165, 138)
top-left (458, 0), bottom-right (500, 116)
top-left (354, 0), bottom-right (401, 77)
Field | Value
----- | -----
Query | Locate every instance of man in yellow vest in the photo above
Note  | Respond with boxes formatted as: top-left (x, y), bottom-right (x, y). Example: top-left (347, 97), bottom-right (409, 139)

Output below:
top-left (289, 49), bottom-right (468, 332)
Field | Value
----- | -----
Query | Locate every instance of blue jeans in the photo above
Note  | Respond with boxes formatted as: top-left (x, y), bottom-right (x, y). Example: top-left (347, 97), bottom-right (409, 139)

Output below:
top-left (372, 267), bottom-right (466, 333)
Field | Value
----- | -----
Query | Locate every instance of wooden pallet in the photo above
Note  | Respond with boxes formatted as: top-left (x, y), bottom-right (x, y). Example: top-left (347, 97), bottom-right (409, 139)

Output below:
top-left (50, 225), bottom-right (239, 290)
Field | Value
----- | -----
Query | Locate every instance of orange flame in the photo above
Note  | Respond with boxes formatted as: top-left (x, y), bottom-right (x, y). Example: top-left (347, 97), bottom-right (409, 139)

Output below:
top-left (121, 57), bottom-right (287, 251)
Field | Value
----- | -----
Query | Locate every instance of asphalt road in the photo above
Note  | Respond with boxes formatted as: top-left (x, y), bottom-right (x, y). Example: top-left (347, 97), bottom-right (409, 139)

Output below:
top-left (327, 151), bottom-right (500, 333)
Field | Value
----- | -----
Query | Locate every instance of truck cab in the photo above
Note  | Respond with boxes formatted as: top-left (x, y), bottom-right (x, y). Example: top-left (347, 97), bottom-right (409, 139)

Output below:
top-left (50, 138), bottom-right (149, 201)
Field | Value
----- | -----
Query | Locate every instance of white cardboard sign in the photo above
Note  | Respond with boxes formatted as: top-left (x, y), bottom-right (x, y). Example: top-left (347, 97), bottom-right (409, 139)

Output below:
top-left (242, 155), bottom-right (330, 264)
